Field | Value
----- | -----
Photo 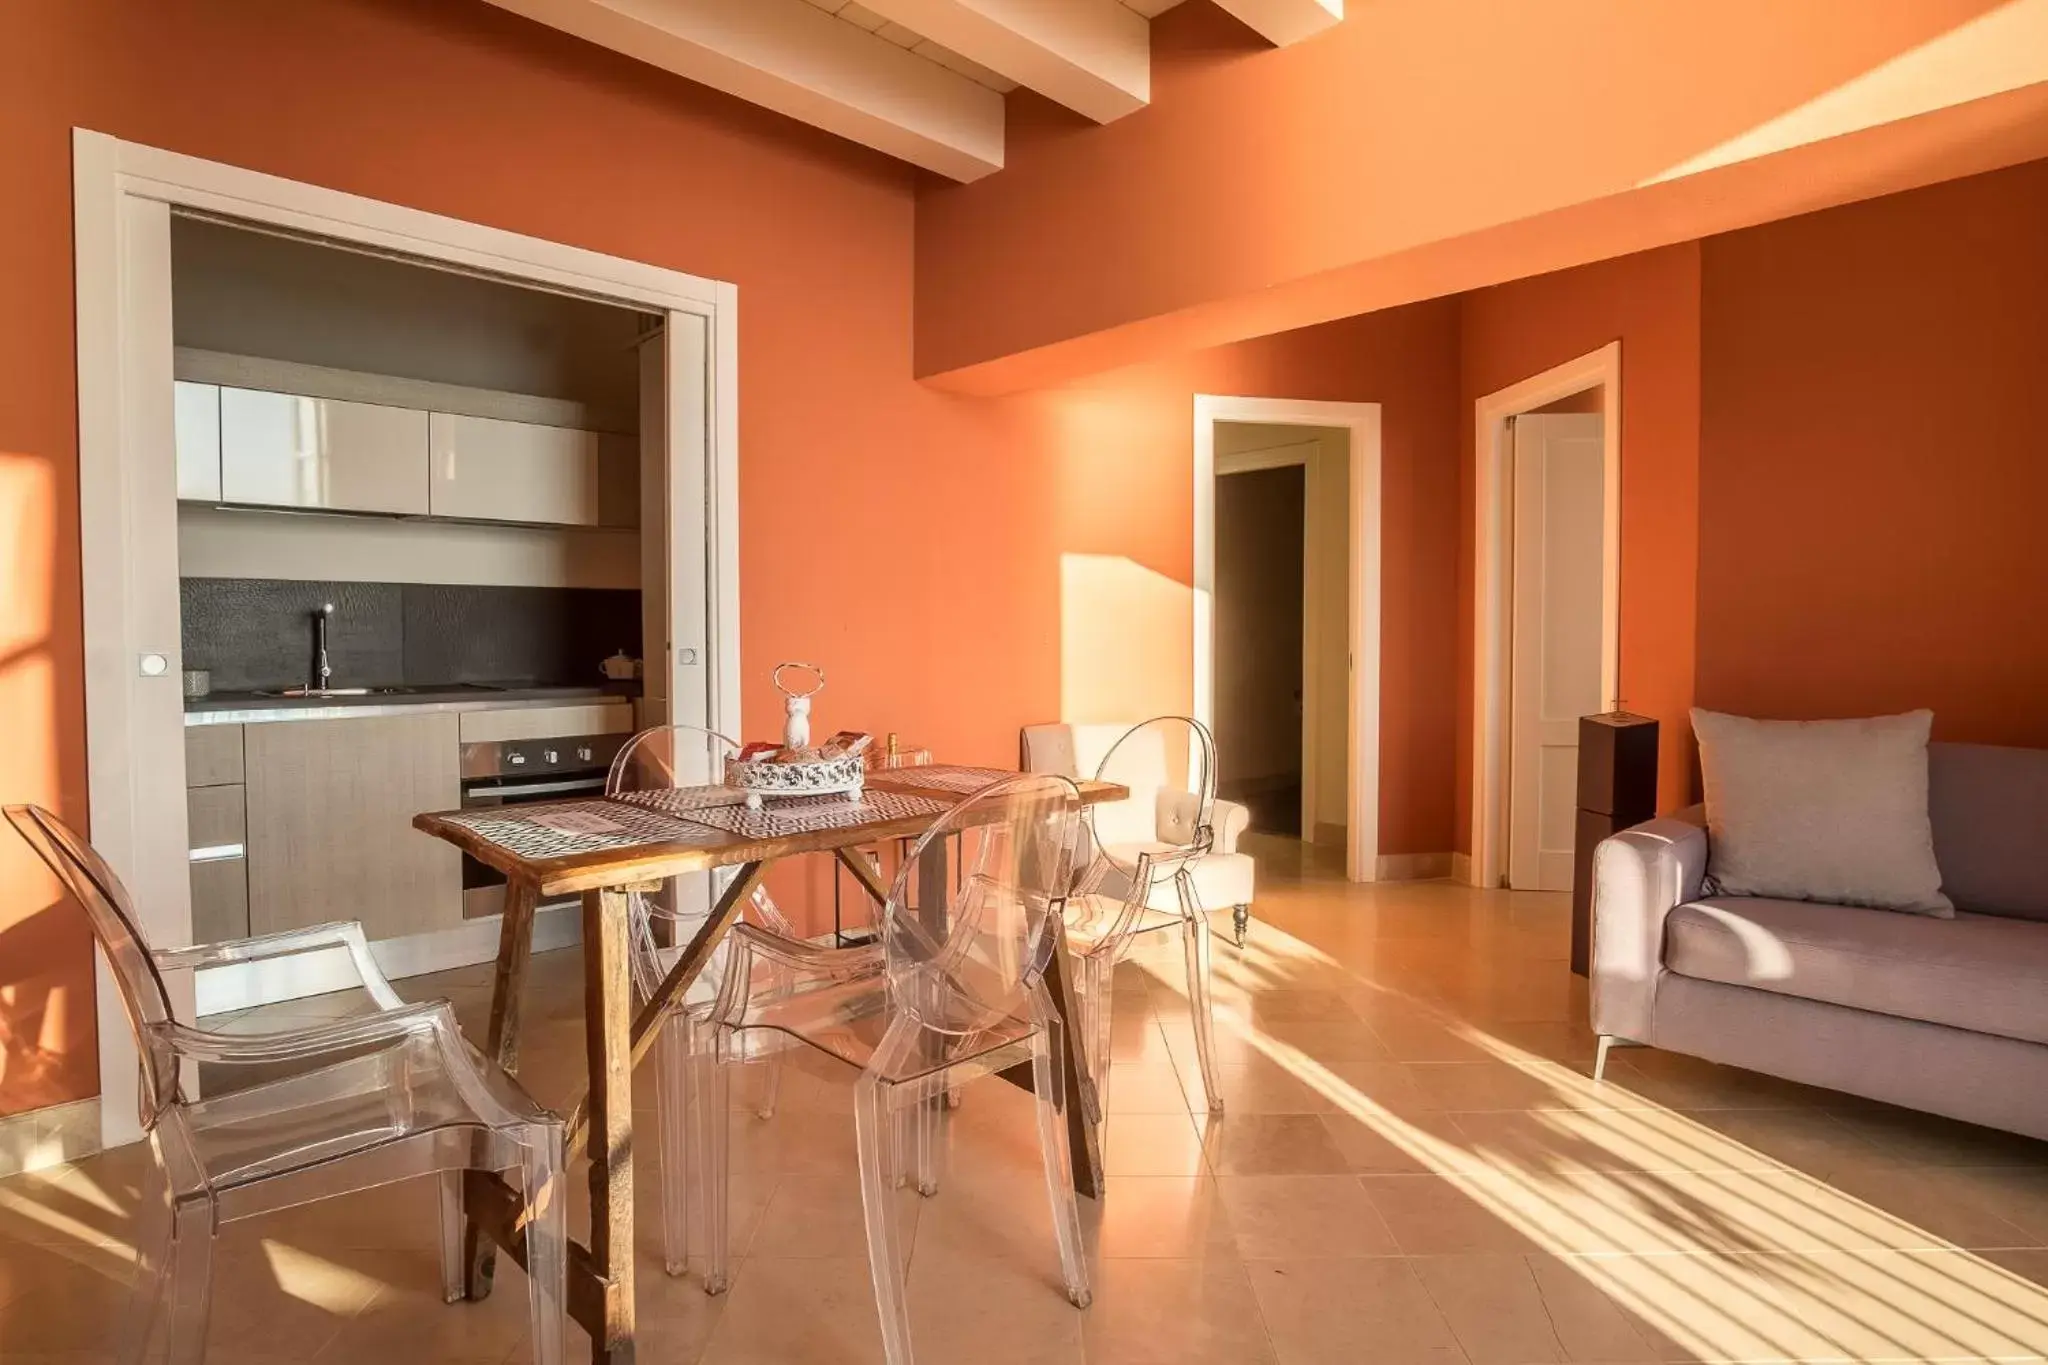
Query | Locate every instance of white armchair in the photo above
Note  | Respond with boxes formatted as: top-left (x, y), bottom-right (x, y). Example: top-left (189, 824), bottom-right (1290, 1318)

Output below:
top-left (1022, 722), bottom-right (1258, 945)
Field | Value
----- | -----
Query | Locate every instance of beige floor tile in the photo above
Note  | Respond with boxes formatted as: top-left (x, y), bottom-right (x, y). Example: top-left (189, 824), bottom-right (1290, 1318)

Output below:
top-left (1215, 1175), bottom-right (1400, 1258)
top-left (748, 1168), bottom-right (923, 1261)
top-left (1359, 1175), bottom-right (1540, 1255)
top-left (1410, 1254), bottom-right (1569, 1364)
top-left (1317, 1109), bottom-right (1446, 1175)
top-left (1103, 1114), bottom-right (1207, 1177)
top-left (697, 1254), bottom-right (886, 1365)
top-left (903, 1244), bottom-right (1086, 1365)
top-left (1103, 1064), bottom-right (1197, 1115)
top-left (27, 850), bottom-right (2048, 1365)
top-left (1181, 1059), bottom-right (1337, 1115)
top-left (1524, 1253), bottom-right (1668, 1361)
top-left (1085, 1175), bottom-right (1236, 1260)
top-left (1080, 1257), bottom-right (1277, 1365)
top-left (1199, 1112), bottom-right (1354, 1175)
top-left (1242, 1257), bottom-right (1465, 1365)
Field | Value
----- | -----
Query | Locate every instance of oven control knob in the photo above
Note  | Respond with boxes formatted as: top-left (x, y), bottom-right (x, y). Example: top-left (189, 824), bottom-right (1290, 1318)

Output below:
top-left (540, 748), bottom-right (558, 765)
top-left (508, 752), bottom-right (527, 766)
top-left (577, 746), bottom-right (594, 763)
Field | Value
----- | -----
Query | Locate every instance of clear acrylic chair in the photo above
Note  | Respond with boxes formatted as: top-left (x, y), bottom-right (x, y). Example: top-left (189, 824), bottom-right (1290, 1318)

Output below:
top-left (693, 774), bottom-right (1093, 1364)
top-left (1063, 716), bottom-right (1224, 1113)
top-left (605, 724), bottom-right (813, 1277)
top-left (4, 805), bottom-right (566, 1365)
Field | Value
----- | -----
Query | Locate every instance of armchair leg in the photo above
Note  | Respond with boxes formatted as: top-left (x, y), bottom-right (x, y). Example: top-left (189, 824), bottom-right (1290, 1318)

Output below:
top-left (1231, 904), bottom-right (1250, 949)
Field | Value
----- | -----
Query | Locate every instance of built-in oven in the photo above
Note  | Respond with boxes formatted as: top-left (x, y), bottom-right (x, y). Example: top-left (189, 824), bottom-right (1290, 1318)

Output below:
top-left (459, 732), bottom-right (629, 918)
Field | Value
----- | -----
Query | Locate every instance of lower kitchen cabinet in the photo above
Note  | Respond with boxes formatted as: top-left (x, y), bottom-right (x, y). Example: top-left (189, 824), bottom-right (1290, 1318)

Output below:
top-left (187, 783), bottom-right (249, 944)
top-left (243, 712), bottom-right (462, 942)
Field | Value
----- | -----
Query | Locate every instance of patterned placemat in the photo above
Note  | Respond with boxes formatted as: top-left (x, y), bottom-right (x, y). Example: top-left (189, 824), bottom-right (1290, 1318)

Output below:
top-left (677, 789), bottom-right (954, 839)
top-left (612, 784), bottom-right (752, 816)
top-left (442, 799), bottom-right (718, 860)
top-left (868, 764), bottom-right (1020, 796)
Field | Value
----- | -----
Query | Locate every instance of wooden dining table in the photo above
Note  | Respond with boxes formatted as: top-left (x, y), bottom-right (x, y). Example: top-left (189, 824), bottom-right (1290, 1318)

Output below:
top-left (412, 764), bottom-right (1127, 1365)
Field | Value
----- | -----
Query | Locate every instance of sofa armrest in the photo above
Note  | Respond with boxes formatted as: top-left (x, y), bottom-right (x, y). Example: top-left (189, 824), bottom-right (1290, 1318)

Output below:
top-left (1589, 816), bottom-right (1708, 1043)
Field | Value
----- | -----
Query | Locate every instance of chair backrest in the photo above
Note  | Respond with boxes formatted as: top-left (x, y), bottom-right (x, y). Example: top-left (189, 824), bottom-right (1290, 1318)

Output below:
top-left (883, 774), bottom-right (1080, 1037)
top-left (607, 723), bottom-right (737, 796)
top-left (5, 805), bottom-right (178, 1128)
top-left (1086, 717), bottom-right (1216, 862)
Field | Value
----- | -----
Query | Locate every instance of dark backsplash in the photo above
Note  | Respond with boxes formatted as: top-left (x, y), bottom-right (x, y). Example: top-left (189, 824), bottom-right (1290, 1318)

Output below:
top-left (181, 578), bottom-right (642, 693)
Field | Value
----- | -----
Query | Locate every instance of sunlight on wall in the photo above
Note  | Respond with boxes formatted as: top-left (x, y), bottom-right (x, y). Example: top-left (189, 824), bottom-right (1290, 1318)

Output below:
top-left (1133, 926), bottom-right (2048, 1364)
top-left (1644, 0), bottom-right (2048, 186)
top-left (1, 452), bottom-right (67, 1109)
top-left (1058, 553), bottom-right (1194, 725)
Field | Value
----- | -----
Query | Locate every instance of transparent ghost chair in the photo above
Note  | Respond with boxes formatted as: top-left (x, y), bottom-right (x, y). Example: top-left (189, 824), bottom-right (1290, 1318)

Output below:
top-left (692, 774), bottom-right (1092, 1364)
top-left (1061, 716), bottom-right (1224, 1113)
top-left (605, 724), bottom-right (817, 1277)
top-left (3, 805), bottom-right (565, 1365)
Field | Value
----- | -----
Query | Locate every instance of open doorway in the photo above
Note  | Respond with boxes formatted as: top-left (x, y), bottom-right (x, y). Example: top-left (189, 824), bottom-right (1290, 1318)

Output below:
top-left (1193, 396), bottom-right (1381, 882)
top-left (1469, 344), bottom-right (1620, 890)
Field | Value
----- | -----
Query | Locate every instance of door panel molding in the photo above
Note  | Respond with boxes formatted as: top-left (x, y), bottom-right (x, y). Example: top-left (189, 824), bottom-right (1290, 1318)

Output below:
top-left (1469, 343), bottom-right (1621, 889)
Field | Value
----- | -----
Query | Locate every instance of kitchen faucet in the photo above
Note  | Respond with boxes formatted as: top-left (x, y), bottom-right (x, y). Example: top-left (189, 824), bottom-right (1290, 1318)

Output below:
top-left (311, 602), bottom-right (334, 691)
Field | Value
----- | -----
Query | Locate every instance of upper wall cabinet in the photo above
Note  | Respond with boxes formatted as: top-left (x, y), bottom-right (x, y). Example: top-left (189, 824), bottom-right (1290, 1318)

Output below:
top-left (174, 381), bottom-right (222, 501)
top-left (220, 387), bottom-right (430, 516)
top-left (428, 412), bottom-right (637, 528)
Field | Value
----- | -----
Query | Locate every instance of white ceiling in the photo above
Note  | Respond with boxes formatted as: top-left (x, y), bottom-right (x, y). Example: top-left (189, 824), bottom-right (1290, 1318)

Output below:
top-left (485, 0), bottom-right (1337, 181)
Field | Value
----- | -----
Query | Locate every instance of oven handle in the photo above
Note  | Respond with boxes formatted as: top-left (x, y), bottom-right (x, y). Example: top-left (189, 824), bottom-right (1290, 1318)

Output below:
top-left (463, 775), bottom-right (610, 801)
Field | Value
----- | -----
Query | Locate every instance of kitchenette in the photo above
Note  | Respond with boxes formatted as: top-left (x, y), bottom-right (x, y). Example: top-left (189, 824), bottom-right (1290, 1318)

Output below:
top-left (166, 215), bottom-right (668, 1013)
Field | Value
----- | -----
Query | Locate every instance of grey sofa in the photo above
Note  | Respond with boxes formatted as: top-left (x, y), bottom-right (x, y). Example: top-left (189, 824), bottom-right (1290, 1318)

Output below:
top-left (1590, 741), bottom-right (2048, 1139)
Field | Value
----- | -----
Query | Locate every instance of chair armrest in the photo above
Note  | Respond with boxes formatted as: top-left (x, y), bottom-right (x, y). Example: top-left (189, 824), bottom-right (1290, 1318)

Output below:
top-left (1209, 799), bottom-right (1251, 855)
top-left (1589, 816), bottom-right (1708, 1044)
top-left (161, 999), bottom-right (453, 1066)
top-left (153, 920), bottom-right (405, 1011)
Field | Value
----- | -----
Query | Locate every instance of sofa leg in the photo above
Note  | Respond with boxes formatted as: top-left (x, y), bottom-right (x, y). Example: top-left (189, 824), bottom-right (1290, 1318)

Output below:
top-left (1593, 1035), bottom-right (1639, 1082)
top-left (1231, 904), bottom-right (1250, 949)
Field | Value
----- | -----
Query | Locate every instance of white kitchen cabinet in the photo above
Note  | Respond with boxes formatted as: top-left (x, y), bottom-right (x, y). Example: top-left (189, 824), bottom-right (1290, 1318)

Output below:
top-left (174, 381), bottom-right (222, 501)
top-left (429, 411), bottom-right (636, 527)
top-left (220, 387), bottom-right (429, 515)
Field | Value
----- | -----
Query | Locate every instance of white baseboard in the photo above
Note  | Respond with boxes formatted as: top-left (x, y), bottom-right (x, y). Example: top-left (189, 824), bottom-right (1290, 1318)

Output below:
top-left (0, 1096), bottom-right (101, 1178)
top-left (1451, 852), bottom-right (1475, 886)
top-left (1374, 851), bottom-right (1453, 881)
top-left (194, 902), bottom-right (583, 1017)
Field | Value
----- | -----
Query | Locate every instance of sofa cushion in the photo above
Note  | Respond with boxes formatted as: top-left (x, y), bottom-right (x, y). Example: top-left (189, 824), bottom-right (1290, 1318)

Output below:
top-left (1929, 742), bottom-right (2048, 922)
top-left (1664, 896), bottom-right (2048, 1046)
top-left (1691, 708), bottom-right (1951, 916)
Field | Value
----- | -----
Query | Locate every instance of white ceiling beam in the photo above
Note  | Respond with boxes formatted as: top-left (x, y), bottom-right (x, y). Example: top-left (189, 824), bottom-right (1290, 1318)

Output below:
top-left (1211, 0), bottom-right (1341, 47)
top-left (484, 0), bottom-right (1006, 181)
top-left (856, 0), bottom-right (1150, 123)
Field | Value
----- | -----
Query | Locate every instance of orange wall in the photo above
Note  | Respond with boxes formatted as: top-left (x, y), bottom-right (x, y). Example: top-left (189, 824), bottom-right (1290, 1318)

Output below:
top-left (0, 0), bottom-right (1469, 1116)
top-left (0, 0), bottom-right (1025, 1116)
top-left (1458, 245), bottom-right (1705, 832)
top-left (1696, 159), bottom-right (2048, 745)
top-left (1031, 302), bottom-right (1465, 858)
top-left (916, 0), bottom-right (2048, 391)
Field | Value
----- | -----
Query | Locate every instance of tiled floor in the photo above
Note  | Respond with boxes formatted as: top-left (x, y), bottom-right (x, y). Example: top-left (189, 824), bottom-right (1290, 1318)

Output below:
top-left (7, 834), bottom-right (2048, 1363)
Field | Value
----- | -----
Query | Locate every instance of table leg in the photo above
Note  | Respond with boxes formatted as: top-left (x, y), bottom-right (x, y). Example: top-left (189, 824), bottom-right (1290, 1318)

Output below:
top-left (464, 877), bottom-right (538, 1301)
top-left (584, 886), bottom-right (637, 1365)
top-left (999, 925), bottom-right (1105, 1200)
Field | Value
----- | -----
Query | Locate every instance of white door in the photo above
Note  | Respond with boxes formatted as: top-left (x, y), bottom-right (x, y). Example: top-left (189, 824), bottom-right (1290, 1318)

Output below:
top-left (1507, 413), bottom-right (1605, 891)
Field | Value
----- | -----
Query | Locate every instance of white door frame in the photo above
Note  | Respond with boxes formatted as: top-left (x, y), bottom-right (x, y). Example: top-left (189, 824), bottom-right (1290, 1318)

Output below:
top-left (1467, 342), bottom-right (1621, 889)
top-left (73, 129), bottom-right (742, 1144)
top-left (1193, 396), bottom-right (1380, 882)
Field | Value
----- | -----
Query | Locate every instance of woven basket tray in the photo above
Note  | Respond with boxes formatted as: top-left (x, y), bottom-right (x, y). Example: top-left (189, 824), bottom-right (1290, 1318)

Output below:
top-left (723, 750), bottom-right (867, 807)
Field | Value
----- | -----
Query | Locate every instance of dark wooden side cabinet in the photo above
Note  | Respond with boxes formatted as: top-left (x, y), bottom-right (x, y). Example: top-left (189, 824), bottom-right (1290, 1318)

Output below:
top-left (1572, 713), bottom-right (1659, 976)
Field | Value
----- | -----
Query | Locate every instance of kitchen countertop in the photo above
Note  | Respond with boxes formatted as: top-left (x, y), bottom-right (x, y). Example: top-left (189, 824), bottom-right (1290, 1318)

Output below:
top-left (185, 683), bottom-right (639, 726)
